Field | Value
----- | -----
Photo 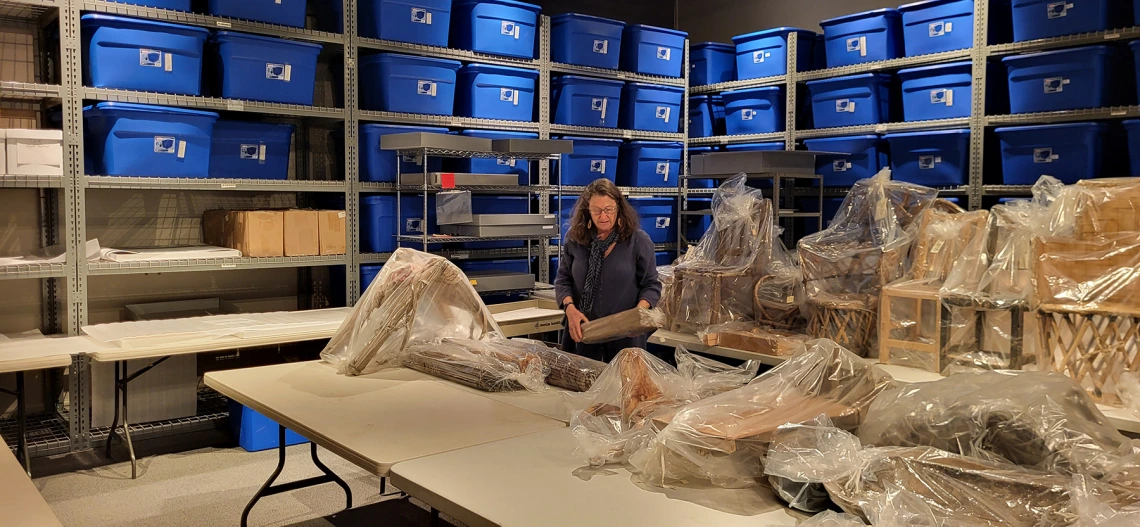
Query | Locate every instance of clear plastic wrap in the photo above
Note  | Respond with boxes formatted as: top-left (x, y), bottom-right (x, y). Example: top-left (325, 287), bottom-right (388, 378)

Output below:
top-left (657, 264), bottom-right (676, 328)
top-left (800, 511), bottom-right (866, 527)
top-left (403, 337), bottom-right (548, 392)
top-left (631, 339), bottom-right (894, 490)
top-left (503, 337), bottom-right (606, 392)
top-left (696, 322), bottom-right (811, 357)
top-left (320, 248), bottom-right (500, 375)
top-left (1073, 474), bottom-right (1140, 526)
top-left (1119, 372), bottom-right (1140, 418)
top-left (765, 416), bottom-right (865, 512)
top-left (674, 346), bottom-right (759, 398)
top-left (580, 307), bottom-right (666, 345)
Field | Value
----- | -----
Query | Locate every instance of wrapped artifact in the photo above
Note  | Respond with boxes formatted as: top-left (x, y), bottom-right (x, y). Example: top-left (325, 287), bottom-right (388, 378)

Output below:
top-left (321, 249), bottom-right (499, 376)
top-left (697, 322), bottom-right (811, 357)
top-left (674, 346), bottom-right (759, 399)
top-left (580, 307), bottom-right (666, 344)
top-left (404, 337), bottom-right (548, 392)
top-left (503, 338), bottom-right (606, 392)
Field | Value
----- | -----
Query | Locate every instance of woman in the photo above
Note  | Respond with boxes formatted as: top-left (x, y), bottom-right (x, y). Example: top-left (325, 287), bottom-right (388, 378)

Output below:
top-left (554, 178), bottom-right (662, 362)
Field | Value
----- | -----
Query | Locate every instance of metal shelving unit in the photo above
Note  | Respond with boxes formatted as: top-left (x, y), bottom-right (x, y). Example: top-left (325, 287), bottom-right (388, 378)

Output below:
top-left (87, 255), bottom-right (347, 276)
top-left (83, 88), bottom-right (346, 120)
top-left (81, 0), bottom-right (343, 44)
top-left (84, 176), bottom-right (347, 193)
top-left (549, 124), bottom-right (684, 141)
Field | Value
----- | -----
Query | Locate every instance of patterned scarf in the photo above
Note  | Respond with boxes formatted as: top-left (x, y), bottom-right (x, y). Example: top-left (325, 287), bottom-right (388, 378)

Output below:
top-left (580, 230), bottom-right (616, 316)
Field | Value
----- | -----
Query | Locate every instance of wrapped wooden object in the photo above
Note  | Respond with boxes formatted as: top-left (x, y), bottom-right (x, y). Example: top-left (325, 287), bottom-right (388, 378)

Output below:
top-left (503, 338), bottom-right (606, 392)
top-left (699, 323), bottom-right (811, 357)
top-left (404, 338), bottom-right (547, 392)
top-left (580, 307), bottom-right (665, 344)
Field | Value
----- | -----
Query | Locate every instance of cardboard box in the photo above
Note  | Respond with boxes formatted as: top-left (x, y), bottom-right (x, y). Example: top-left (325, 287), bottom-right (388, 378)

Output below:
top-left (231, 210), bottom-right (284, 257)
top-left (318, 210), bottom-right (347, 255)
top-left (284, 210), bottom-right (320, 257)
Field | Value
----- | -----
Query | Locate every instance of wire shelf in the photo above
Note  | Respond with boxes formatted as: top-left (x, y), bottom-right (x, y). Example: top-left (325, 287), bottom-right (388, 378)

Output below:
top-left (0, 174), bottom-right (65, 188)
top-left (0, 412), bottom-right (72, 459)
top-left (85, 176), bottom-right (347, 193)
top-left (796, 49), bottom-right (972, 81)
top-left (0, 0), bottom-right (57, 20)
top-left (0, 81), bottom-right (62, 101)
top-left (89, 389), bottom-right (229, 446)
top-left (359, 110), bottom-right (540, 132)
top-left (84, 88), bottom-right (346, 119)
top-left (399, 234), bottom-right (557, 244)
top-left (0, 263), bottom-right (67, 280)
top-left (359, 38), bottom-right (539, 68)
top-left (87, 255), bottom-right (346, 275)
top-left (690, 75), bottom-right (786, 95)
top-left (550, 62), bottom-right (686, 87)
top-left (549, 124), bottom-right (684, 141)
top-left (393, 149), bottom-right (563, 160)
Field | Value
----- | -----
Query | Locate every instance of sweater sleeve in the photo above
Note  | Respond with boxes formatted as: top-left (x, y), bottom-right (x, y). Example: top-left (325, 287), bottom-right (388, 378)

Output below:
top-left (634, 231), bottom-right (662, 307)
top-left (554, 243), bottom-right (576, 307)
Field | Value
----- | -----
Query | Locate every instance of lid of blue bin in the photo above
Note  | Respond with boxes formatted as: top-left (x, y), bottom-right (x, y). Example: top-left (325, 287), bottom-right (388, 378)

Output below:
top-left (455, 0), bottom-right (540, 11)
top-left (803, 134), bottom-right (880, 145)
top-left (820, 8), bottom-right (901, 27)
top-left (625, 24), bottom-right (688, 38)
top-left (80, 13), bottom-right (209, 35)
top-left (723, 86), bottom-right (783, 96)
top-left (884, 128), bottom-right (970, 139)
top-left (691, 42), bottom-right (735, 51)
top-left (87, 101), bottom-right (219, 118)
top-left (1124, 119), bottom-right (1140, 127)
top-left (994, 122), bottom-right (1107, 134)
top-left (804, 72), bottom-right (892, 86)
top-left (461, 130), bottom-right (539, 139)
top-left (689, 146), bottom-right (715, 152)
top-left (211, 31), bottom-right (323, 50)
top-left (554, 135), bottom-right (624, 144)
top-left (550, 13), bottom-right (624, 25)
top-left (460, 63), bottom-right (540, 77)
top-left (553, 75), bottom-right (625, 87)
top-left (624, 141), bottom-right (684, 147)
top-left (897, 60), bottom-right (972, 77)
top-left (898, 0), bottom-right (965, 12)
top-left (732, 27), bottom-right (816, 43)
top-left (1001, 45), bottom-right (1111, 62)
top-left (362, 52), bottom-right (462, 67)
top-left (625, 82), bottom-right (685, 92)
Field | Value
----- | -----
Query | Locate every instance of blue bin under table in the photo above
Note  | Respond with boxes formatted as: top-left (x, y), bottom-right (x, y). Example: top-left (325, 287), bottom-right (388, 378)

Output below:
top-left (629, 197), bottom-right (677, 244)
top-left (995, 122), bottom-right (1106, 185)
top-left (1011, 0), bottom-right (1113, 42)
top-left (689, 95), bottom-right (724, 138)
top-left (806, 73), bottom-right (893, 129)
top-left (209, 31), bottom-right (322, 106)
top-left (360, 53), bottom-right (462, 114)
top-left (732, 27), bottom-right (816, 80)
top-left (552, 75), bottom-right (624, 128)
top-left (897, 60), bottom-right (973, 121)
top-left (452, 0), bottom-right (541, 59)
top-left (455, 130), bottom-right (538, 184)
top-left (898, 0), bottom-right (975, 57)
top-left (820, 8), bottom-right (904, 68)
top-left (81, 14), bottom-right (208, 96)
top-left (690, 42), bottom-right (735, 86)
top-left (551, 136), bottom-right (622, 185)
top-left (884, 129), bottom-right (971, 187)
top-left (207, 0), bottom-right (308, 28)
top-left (84, 102), bottom-right (218, 178)
top-left (209, 121), bottom-right (294, 180)
top-left (1125, 119), bottom-right (1140, 176)
top-left (621, 24), bottom-right (688, 78)
top-left (620, 83), bottom-right (684, 133)
top-left (456, 64), bottom-right (539, 121)
top-left (230, 402), bottom-right (307, 452)
top-left (107, 0), bottom-right (191, 11)
top-left (722, 86), bottom-right (785, 136)
top-left (617, 141), bottom-right (683, 188)
top-left (360, 0), bottom-right (452, 46)
top-left (550, 13), bottom-right (624, 69)
top-left (803, 135), bottom-right (886, 187)
top-left (1003, 45), bottom-right (1113, 115)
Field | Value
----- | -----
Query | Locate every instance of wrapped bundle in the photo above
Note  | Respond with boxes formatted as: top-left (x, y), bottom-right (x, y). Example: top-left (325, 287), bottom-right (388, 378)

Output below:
top-left (580, 307), bottom-right (666, 344)
top-left (502, 338), bottom-right (606, 392)
top-left (403, 338), bottom-right (548, 392)
top-left (321, 249), bottom-right (499, 375)
top-left (698, 322), bottom-right (811, 357)
top-left (657, 265), bottom-right (677, 329)
top-left (675, 346), bottom-right (759, 399)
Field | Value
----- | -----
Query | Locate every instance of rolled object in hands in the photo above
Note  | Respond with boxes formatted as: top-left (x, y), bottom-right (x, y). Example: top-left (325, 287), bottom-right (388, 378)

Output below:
top-left (581, 307), bottom-right (666, 344)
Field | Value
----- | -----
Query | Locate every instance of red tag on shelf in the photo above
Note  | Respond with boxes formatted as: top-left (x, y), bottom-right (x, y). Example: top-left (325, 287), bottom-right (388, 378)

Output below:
top-left (440, 173), bottom-right (456, 188)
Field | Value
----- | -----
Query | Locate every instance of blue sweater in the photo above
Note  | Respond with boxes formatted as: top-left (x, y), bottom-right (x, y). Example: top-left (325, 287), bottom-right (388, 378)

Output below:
top-left (554, 229), bottom-right (662, 320)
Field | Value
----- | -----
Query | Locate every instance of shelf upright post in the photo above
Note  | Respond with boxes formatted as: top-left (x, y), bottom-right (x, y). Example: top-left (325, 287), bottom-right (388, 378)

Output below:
top-left (678, 39), bottom-right (690, 255)
top-left (538, 15), bottom-right (553, 284)
top-left (968, 0), bottom-right (990, 211)
top-left (782, 31), bottom-right (800, 246)
top-left (344, 0), bottom-right (363, 303)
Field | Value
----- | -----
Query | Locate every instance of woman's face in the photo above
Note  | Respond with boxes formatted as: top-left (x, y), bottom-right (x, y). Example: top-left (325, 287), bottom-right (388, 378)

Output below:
top-left (588, 195), bottom-right (619, 233)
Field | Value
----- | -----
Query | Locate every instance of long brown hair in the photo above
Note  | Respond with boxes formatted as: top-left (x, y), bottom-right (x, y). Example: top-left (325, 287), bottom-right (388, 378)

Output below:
top-left (567, 178), bottom-right (639, 246)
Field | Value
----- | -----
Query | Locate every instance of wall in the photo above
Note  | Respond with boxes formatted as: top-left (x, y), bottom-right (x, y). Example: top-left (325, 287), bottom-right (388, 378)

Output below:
top-left (678, 0), bottom-right (897, 43)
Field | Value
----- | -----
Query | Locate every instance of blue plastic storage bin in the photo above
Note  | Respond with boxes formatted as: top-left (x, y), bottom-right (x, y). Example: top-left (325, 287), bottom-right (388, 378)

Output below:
top-left (209, 31), bottom-right (322, 105)
top-left (84, 102), bottom-right (218, 178)
top-left (618, 141), bottom-right (683, 187)
top-left (820, 8), bottom-right (904, 68)
top-left (551, 14), bottom-right (624, 69)
top-left (452, 0), bottom-right (541, 59)
top-left (884, 129), bottom-right (971, 186)
top-left (722, 86), bottom-right (785, 135)
top-left (362, 264), bottom-right (384, 291)
top-left (457, 259), bottom-right (531, 274)
top-left (456, 130), bottom-right (537, 184)
top-left (229, 401), bottom-right (306, 452)
top-left (806, 73), bottom-right (893, 128)
top-left (81, 14), bottom-right (208, 96)
top-left (552, 75), bottom-right (624, 128)
top-left (687, 146), bottom-right (716, 189)
top-left (897, 61), bottom-right (973, 121)
top-left (995, 122), bottom-right (1106, 184)
top-left (629, 197), bottom-right (677, 244)
top-left (689, 95), bottom-right (725, 138)
top-left (803, 135), bottom-right (886, 187)
top-left (554, 197), bottom-right (579, 244)
top-left (209, 121), bottom-right (294, 180)
top-left (362, 195), bottom-right (398, 253)
top-left (690, 42), bottom-right (735, 86)
top-left (1132, 41), bottom-right (1140, 103)
top-left (342, 124), bottom-right (449, 183)
top-left (1003, 46), bottom-right (1112, 114)
top-left (207, 0), bottom-right (308, 28)
top-left (552, 136), bottom-right (622, 185)
top-left (898, 0), bottom-right (974, 56)
top-left (1126, 119), bottom-right (1140, 176)
top-left (620, 83), bottom-right (684, 133)
top-left (732, 28), bottom-right (816, 80)
top-left (360, 0), bottom-right (452, 46)
top-left (360, 53), bottom-right (462, 114)
top-left (1011, 0), bottom-right (1111, 42)
top-left (456, 64), bottom-right (538, 121)
top-left (724, 142), bottom-right (786, 152)
top-left (621, 25), bottom-right (688, 78)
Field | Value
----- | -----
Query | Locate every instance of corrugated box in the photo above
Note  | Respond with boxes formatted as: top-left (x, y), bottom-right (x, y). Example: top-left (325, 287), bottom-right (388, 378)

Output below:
top-left (284, 210), bottom-right (320, 257)
top-left (318, 210), bottom-right (346, 255)
top-left (6, 129), bottom-right (63, 176)
top-left (232, 210), bottom-right (284, 257)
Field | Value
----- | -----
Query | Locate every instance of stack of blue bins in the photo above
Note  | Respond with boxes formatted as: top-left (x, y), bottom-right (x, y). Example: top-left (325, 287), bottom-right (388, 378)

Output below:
top-left (209, 121), bottom-right (295, 179)
top-left (207, 0), bottom-right (309, 28)
top-left (209, 31), bottom-right (323, 105)
top-left (802, 135), bottom-right (887, 187)
top-left (690, 42), bottom-right (735, 85)
top-left (689, 95), bottom-right (725, 138)
top-left (806, 73), bottom-right (893, 128)
top-left (550, 136), bottom-right (622, 185)
top-left (452, 0), bottom-right (541, 59)
top-left (732, 28), bottom-right (817, 80)
top-left (345, 124), bottom-right (448, 184)
top-left (885, 129), bottom-right (971, 186)
top-left (553, 75), bottom-right (624, 128)
top-left (617, 141), bottom-right (683, 188)
top-left (996, 123), bottom-right (1106, 184)
top-left (456, 64), bottom-right (539, 121)
top-left (360, 53), bottom-right (462, 114)
top-left (454, 130), bottom-right (537, 185)
top-left (1010, 0), bottom-right (1116, 42)
top-left (620, 83), bottom-right (684, 132)
top-left (84, 102), bottom-right (219, 178)
top-left (550, 14), bottom-right (625, 69)
top-left (897, 0), bottom-right (975, 56)
top-left (360, 0), bottom-right (452, 45)
top-left (820, 8), bottom-right (904, 68)
top-left (722, 87), bottom-right (785, 135)
top-left (82, 14), bottom-right (209, 96)
top-left (897, 61), bottom-right (973, 121)
top-left (1003, 45), bottom-right (1113, 114)
top-left (621, 25), bottom-right (688, 77)
top-left (628, 197), bottom-right (677, 244)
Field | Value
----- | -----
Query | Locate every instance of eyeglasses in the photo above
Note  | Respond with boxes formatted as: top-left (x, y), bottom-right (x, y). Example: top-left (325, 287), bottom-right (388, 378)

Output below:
top-left (589, 206), bottom-right (617, 218)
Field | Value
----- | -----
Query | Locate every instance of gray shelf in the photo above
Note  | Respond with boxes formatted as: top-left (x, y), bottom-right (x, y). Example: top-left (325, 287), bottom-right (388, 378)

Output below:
top-left (689, 131), bottom-right (786, 147)
top-left (0, 263), bottom-right (67, 280)
top-left (85, 176), bottom-right (347, 193)
top-left (549, 124), bottom-right (684, 141)
top-left (357, 183), bottom-right (554, 194)
top-left (0, 0), bottom-right (57, 19)
top-left (0, 412), bottom-right (72, 459)
top-left (399, 234), bottom-right (556, 244)
top-left (358, 110), bottom-right (540, 132)
top-left (560, 185), bottom-right (679, 196)
top-left (796, 49), bottom-right (972, 82)
top-left (791, 185), bottom-right (971, 198)
top-left (0, 174), bottom-right (65, 188)
top-left (360, 246), bottom-right (552, 265)
top-left (359, 38), bottom-right (539, 68)
top-left (90, 389), bottom-right (228, 447)
top-left (84, 88), bottom-right (346, 119)
top-left (550, 62), bottom-right (686, 87)
top-left (689, 75), bottom-right (785, 95)
top-left (87, 255), bottom-right (346, 276)
top-left (0, 81), bottom-right (62, 100)
top-left (983, 185), bottom-right (1035, 196)
top-left (987, 106), bottom-right (1140, 126)
top-left (796, 118), bottom-right (971, 139)
top-left (82, 0), bottom-right (344, 45)
top-left (988, 26), bottom-right (1140, 56)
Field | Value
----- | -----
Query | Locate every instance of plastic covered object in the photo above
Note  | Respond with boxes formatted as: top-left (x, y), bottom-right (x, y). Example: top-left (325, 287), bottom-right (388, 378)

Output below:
top-left (505, 337), bottom-right (606, 392)
top-left (580, 307), bottom-right (666, 344)
top-left (674, 345), bottom-right (759, 398)
top-left (632, 339), bottom-right (894, 489)
top-left (1120, 372), bottom-right (1140, 418)
top-left (321, 248), bottom-right (500, 375)
top-left (657, 265), bottom-right (676, 329)
top-left (404, 337), bottom-right (548, 392)
top-left (800, 511), bottom-right (866, 527)
top-left (1073, 474), bottom-right (1140, 526)
top-left (436, 190), bottom-right (473, 225)
top-left (765, 416), bottom-right (865, 512)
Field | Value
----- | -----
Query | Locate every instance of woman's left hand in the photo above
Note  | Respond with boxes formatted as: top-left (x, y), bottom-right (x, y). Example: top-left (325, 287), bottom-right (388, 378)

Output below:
top-left (637, 300), bottom-right (651, 310)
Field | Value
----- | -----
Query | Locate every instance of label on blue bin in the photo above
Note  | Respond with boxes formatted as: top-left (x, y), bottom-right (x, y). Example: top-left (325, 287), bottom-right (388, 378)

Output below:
top-left (918, 155), bottom-right (942, 169)
top-left (753, 51), bottom-right (771, 63)
top-left (835, 99), bottom-right (856, 113)
top-left (1034, 148), bottom-right (1060, 163)
top-left (154, 136), bottom-right (176, 154)
top-left (655, 217), bottom-right (671, 228)
top-left (501, 88), bottom-right (520, 106)
top-left (266, 63), bottom-right (292, 82)
top-left (656, 162), bottom-right (671, 182)
top-left (929, 21), bottom-right (952, 37)
top-left (741, 109), bottom-right (757, 121)
top-left (497, 158), bottom-right (517, 167)
top-left (139, 49), bottom-right (173, 72)
top-left (655, 106), bottom-right (672, 123)
top-left (590, 159), bottom-right (606, 173)
top-left (241, 144), bottom-right (267, 163)
top-left (501, 21), bottom-right (521, 39)
top-left (407, 218), bottom-right (424, 233)
top-left (846, 36), bottom-right (867, 57)
top-left (930, 89), bottom-right (954, 106)
top-left (411, 7), bottom-right (433, 24)
top-left (1047, 2), bottom-right (1073, 19)
top-left (833, 159), bottom-right (852, 172)
top-left (593, 40), bottom-right (609, 54)
top-left (1044, 77), bottom-right (1070, 94)
top-left (657, 47), bottom-right (671, 61)
top-left (418, 81), bottom-right (438, 97)
top-left (591, 98), bottom-right (609, 118)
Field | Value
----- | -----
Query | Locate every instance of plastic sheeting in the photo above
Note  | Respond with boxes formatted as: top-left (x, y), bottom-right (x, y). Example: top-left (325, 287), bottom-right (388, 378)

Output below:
top-left (800, 511), bottom-right (866, 527)
top-left (580, 307), bottom-right (666, 345)
top-left (675, 345), bottom-right (760, 399)
top-left (321, 249), bottom-right (500, 376)
top-left (404, 338), bottom-right (548, 392)
top-left (506, 338), bottom-right (606, 392)
top-left (631, 339), bottom-right (894, 489)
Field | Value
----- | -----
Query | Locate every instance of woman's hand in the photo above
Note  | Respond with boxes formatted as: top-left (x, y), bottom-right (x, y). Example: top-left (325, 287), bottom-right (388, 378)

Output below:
top-left (637, 300), bottom-right (651, 310)
top-left (566, 304), bottom-right (589, 343)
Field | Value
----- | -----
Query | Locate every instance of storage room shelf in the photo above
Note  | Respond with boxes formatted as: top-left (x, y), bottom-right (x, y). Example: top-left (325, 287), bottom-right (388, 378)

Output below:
top-left (359, 183), bottom-right (555, 194)
top-left (398, 234), bottom-right (556, 245)
top-left (550, 62), bottom-right (686, 87)
top-left (480, 284), bottom-right (555, 296)
top-left (690, 75), bottom-right (785, 95)
top-left (0, 81), bottom-right (62, 101)
top-left (83, 88), bottom-right (346, 119)
top-left (0, 175), bottom-right (65, 189)
top-left (84, 176), bottom-right (347, 193)
top-left (0, 263), bottom-right (67, 280)
top-left (560, 185), bottom-right (679, 196)
top-left (87, 255), bottom-right (346, 275)
top-left (358, 110), bottom-right (539, 132)
top-left (988, 25), bottom-right (1140, 56)
top-left (90, 389), bottom-right (228, 447)
top-left (986, 106), bottom-right (1140, 126)
top-left (549, 124), bottom-right (684, 141)
top-left (983, 185), bottom-right (1035, 196)
top-left (0, 0), bottom-right (57, 19)
top-left (791, 185), bottom-right (970, 198)
top-left (359, 38), bottom-right (539, 69)
top-left (391, 150), bottom-right (561, 161)
top-left (689, 131), bottom-right (787, 146)
top-left (0, 412), bottom-right (72, 459)
top-left (82, 0), bottom-right (343, 45)
top-left (796, 49), bottom-right (973, 82)
top-left (796, 117), bottom-right (971, 139)
top-left (360, 246), bottom-right (551, 265)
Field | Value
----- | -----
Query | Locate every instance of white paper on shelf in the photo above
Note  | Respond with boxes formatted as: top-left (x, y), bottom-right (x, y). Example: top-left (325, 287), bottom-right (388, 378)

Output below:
top-left (82, 308), bottom-right (353, 349)
top-left (0, 239), bottom-right (105, 267)
top-left (98, 245), bottom-right (241, 262)
top-left (0, 335), bottom-right (108, 361)
top-left (492, 306), bottom-right (565, 323)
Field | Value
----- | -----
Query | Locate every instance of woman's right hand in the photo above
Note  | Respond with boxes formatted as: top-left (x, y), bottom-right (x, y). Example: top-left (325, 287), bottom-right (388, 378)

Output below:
top-left (566, 305), bottom-right (589, 343)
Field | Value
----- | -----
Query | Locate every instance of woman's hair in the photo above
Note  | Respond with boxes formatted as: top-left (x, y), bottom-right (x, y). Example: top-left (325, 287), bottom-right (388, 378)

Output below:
top-left (567, 178), bottom-right (640, 245)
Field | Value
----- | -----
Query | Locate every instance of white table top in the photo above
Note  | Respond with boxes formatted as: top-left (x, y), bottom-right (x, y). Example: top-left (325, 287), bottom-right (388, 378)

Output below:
top-left (0, 336), bottom-right (93, 374)
top-left (0, 438), bottom-right (63, 527)
top-left (391, 428), bottom-right (802, 527)
top-left (203, 361), bottom-right (565, 476)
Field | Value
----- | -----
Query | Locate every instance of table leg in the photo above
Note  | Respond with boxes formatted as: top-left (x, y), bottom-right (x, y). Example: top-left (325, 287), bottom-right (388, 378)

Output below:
top-left (104, 357), bottom-right (170, 479)
top-left (121, 363), bottom-right (137, 480)
top-left (431, 508), bottom-right (443, 527)
top-left (241, 425), bottom-right (353, 527)
top-left (15, 371), bottom-right (29, 477)
top-left (104, 361), bottom-right (121, 459)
